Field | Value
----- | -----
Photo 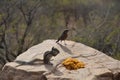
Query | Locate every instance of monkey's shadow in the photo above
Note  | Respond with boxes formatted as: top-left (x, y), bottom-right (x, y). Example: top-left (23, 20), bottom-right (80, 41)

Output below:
top-left (15, 59), bottom-right (44, 67)
top-left (15, 60), bottom-right (63, 76)
top-left (57, 43), bottom-right (73, 54)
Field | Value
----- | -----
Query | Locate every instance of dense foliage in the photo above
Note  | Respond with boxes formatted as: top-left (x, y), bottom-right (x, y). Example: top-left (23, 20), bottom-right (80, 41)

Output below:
top-left (0, 0), bottom-right (120, 70)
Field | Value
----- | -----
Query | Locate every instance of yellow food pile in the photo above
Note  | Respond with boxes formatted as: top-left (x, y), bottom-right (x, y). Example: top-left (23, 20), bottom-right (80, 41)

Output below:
top-left (62, 57), bottom-right (85, 70)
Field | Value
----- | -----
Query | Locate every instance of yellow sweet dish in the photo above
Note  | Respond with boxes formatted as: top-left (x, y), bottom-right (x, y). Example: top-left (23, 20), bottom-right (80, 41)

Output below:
top-left (62, 57), bottom-right (85, 70)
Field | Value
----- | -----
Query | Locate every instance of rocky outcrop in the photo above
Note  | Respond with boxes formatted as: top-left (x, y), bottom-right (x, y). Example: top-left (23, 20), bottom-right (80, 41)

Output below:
top-left (0, 40), bottom-right (120, 80)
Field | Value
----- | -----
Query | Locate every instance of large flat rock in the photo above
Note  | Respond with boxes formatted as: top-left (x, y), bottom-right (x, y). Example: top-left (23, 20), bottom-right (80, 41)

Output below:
top-left (0, 40), bottom-right (120, 80)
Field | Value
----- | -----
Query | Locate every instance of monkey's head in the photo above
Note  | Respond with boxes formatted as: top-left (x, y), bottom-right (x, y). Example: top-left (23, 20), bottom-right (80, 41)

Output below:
top-left (51, 47), bottom-right (60, 56)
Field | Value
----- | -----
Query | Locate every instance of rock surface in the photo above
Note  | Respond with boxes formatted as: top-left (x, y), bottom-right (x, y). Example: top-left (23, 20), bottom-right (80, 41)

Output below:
top-left (0, 39), bottom-right (120, 80)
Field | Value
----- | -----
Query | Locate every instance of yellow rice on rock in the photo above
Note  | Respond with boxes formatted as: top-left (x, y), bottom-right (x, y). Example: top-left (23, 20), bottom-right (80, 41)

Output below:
top-left (62, 57), bottom-right (85, 70)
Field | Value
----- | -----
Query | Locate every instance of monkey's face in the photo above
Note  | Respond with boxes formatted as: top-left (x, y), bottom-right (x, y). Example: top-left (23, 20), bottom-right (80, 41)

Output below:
top-left (53, 51), bottom-right (59, 56)
top-left (52, 47), bottom-right (60, 56)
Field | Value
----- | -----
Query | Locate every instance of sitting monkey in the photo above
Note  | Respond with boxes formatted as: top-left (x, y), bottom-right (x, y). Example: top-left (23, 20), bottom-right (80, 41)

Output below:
top-left (15, 47), bottom-right (60, 67)
top-left (43, 47), bottom-right (60, 65)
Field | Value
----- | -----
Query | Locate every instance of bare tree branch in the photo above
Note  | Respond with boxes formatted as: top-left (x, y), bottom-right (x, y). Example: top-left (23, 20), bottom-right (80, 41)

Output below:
top-left (96, 6), bottom-right (111, 29)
